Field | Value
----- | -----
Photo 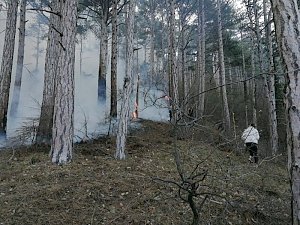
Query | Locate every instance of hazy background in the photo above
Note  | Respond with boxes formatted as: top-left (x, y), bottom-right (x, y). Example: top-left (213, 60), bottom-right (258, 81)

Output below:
top-left (0, 7), bottom-right (169, 146)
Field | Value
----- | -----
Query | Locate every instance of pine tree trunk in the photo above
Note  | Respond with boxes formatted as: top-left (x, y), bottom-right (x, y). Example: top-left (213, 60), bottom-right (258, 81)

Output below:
top-left (264, 0), bottom-right (279, 155)
top-left (243, 78), bottom-right (249, 126)
top-left (35, 27), bottom-right (40, 72)
top-left (250, 33), bottom-right (257, 125)
top-left (267, 16), bottom-right (278, 155)
top-left (237, 67), bottom-right (243, 93)
top-left (50, 0), bottom-right (77, 164)
top-left (98, 26), bottom-right (108, 103)
top-left (150, 0), bottom-right (155, 84)
top-left (228, 63), bottom-right (232, 93)
top-left (198, 0), bottom-right (205, 117)
top-left (255, 0), bottom-right (273, 154)
top-left (167, 0), bottom-right (178, 122)
top-left (110, 0), bottom-right (118, 118)
top-left (271, 0), bottom-right (300, 223)
top-left (10, 0), bottom-right (26, 117)
top-left (134, 74), bottom-right (139, 118)
top-left (245, 4), bottom-right (258, 125)
top-left (98, 3), bottom-right (109, 102)
top-left (179, 22), bottom-right (186, 112)
top-left (212, 52), bottom-right (220, 91)
top-left (36, 1), bottom-right (61, 144)
top-left (217, 0), bottom-right (231, 132)
top-left (159, 10), bottom-right (168, 87)
top-left (34, 1), bottom-right (42, 73)
top-left (116, 0), bottom-right (136, 160)
top-left (0, 1), bottom-right (18, 135)
top-left (80, 35), bottom-right (83, 76)
top-left (240, 32), bottom-right (248, 127)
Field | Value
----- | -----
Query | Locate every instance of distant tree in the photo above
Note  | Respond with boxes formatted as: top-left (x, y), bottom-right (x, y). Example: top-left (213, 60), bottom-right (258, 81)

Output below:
top-left (149, 0), bottom-right (156, 83)
top-left (10, 0), bottom-right (27, 116)
top-left (0, 1), bottom-right (18, 135)
top-left (217, 0), bottom-right (231, 132)
top-left (197, 0), bottom-right (205, 117)
top-left (79, 0), bottom-right (128, 104)
top-left (27, 0), bottom-right (50, 72)
top-left (271, 0), bottom-right (300, 223)
top-left (97, 0), bottom-right (110, 103)
top-left (50, 0), bottom-right (78, 164)
top-left (135, 0), bottom-right (162, 86)
top-left (249, 22), bottom-right (257, 125)
top-left (167, 0), bottom-right (178, 122)
top-left (240, 30), bottom-right (249, 126)
top-left (177, 0), bottom-right (194, 114)
top-left (116, 0), bottom-right (136, 160)
top-left (79, 0), bottom-right (111, 103)
top-left (263, 0), bottom-right (278, 155)
top-left (245, 0), bottom-right (279, 155)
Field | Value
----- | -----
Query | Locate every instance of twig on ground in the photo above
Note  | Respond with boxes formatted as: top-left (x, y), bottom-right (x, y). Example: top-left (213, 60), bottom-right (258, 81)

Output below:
top-left (258, 154), bottom-right (283, 166)
top-left (8, 147), bottom-right (16, 162)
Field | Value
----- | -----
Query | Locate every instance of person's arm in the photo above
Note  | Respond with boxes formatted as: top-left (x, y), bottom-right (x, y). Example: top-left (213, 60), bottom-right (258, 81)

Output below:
top-left (255, 129), bottom-right (260, 141)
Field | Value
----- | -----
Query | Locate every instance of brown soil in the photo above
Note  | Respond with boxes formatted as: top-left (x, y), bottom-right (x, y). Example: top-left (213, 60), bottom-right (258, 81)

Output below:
top-left (0, 120), bottom-right (290, 225)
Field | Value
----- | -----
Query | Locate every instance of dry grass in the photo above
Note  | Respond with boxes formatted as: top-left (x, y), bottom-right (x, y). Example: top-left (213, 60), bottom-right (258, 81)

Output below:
top-left (0, 120), bottom-right (290, 225)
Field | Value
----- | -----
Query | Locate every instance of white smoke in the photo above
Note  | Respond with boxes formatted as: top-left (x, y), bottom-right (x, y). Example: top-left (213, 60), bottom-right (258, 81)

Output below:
top-left (0, 9), bottom-right (169, 149)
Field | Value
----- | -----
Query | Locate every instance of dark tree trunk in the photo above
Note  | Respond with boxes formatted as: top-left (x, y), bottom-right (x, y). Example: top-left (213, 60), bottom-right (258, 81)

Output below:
top-left (36, 0), bottom-right (61, 144)
top-left (0, 1), bottom-right (18, 135)
top-left (10, 0), bottom-right (27, 117)
top-left (110, 0), bottom-right (118, 118)
top-left (217, 0), bottom-right (231, 132)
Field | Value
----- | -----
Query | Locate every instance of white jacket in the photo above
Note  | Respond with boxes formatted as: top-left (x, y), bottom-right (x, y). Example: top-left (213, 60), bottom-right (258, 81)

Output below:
top-left (241, 126), bottom-right (260, 144)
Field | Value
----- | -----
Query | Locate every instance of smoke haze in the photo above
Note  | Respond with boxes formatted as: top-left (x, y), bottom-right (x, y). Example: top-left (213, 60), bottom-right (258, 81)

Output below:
top-left (0, 7), bottom-right (168, 148)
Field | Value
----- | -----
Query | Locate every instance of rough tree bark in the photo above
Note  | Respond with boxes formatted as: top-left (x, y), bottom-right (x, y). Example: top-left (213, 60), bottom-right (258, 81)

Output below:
top-left (217, 0), bottom-right (231, 132)
top-left (271, 0), bottom-right (300, 223)
top-left (110, 0), bottom-right (118, 118)
top-left (263, 0), bottom-right (278, 155)
top-left (50, 0), bottom-right (77, 164)
top-left (116, 0), bottom-right (136, 160)
top-left (36, 0), bottom-right (61, 144)
top-left (0, 1), bottom-right (18, 135)
top-left (10, 0), bottom-right (27, 116)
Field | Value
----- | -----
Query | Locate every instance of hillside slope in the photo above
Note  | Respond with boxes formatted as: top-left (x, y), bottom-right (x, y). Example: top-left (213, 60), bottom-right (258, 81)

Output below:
top-left (0, 120), bottom-right (290, 225)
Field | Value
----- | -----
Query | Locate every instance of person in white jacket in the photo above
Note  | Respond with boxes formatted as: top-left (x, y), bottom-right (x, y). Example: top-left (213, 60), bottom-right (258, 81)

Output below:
top-left (241, 124), bottom-right (260, 163)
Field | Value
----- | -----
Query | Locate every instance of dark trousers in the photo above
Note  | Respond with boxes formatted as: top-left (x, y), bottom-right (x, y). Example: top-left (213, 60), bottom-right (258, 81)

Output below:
top-left (246, 142), bottom-right (258, 163)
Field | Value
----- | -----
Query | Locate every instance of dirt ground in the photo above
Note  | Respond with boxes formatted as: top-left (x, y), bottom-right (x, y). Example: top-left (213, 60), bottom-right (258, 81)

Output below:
top-left (0, 120), bottom-right (290, 225)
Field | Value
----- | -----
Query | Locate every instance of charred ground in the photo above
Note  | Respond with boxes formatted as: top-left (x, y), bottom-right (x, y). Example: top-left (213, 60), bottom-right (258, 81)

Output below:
top-left (0, 120), bottom-right (290, 225)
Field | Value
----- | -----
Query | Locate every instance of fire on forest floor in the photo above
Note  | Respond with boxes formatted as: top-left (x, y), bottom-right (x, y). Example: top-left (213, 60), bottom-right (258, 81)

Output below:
top-left (0, 120), bottom-right (290, 225)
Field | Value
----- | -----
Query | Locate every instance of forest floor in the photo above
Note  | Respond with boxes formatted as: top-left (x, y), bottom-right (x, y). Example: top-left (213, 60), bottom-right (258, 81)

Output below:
top-left (0, 119), bottom-right (290, 225)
